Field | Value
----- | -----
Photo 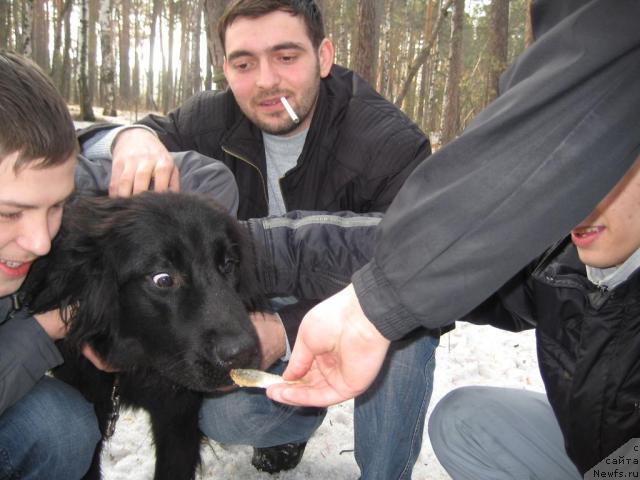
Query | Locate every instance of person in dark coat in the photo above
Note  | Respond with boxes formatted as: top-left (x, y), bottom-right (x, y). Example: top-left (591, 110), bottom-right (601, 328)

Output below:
top-left (79, 0), bottom-right (441, 476)
top-left (427, 155), bottom-right (640, 477)
top-left (0, 51), bottom-right (101, 480)
top-left (266, 1), bottom-right (640, 475)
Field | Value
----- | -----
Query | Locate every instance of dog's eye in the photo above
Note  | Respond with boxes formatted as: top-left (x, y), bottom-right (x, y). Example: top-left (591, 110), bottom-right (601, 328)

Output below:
top-left (218, 255), bottom-right (237, 276)
top-left (151, 273), bottom-right (174, 288)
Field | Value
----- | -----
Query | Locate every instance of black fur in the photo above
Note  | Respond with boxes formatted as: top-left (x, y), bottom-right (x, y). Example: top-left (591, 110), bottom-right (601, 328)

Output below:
top-left (22, 192), bottom-right (263, 480)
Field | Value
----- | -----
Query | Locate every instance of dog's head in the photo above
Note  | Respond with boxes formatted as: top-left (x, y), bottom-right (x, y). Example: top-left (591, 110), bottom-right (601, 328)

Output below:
top-left (24, 192), bottom-right (263, 391)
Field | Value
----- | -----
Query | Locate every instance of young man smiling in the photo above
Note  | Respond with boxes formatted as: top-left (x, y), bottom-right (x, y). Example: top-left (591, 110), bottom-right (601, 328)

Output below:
top-left (79, 0), bottom-right (440, 476)
top-left (427, 155), bottom-right (640, 478)
top-left (0, 51), bottom-right (101, 479)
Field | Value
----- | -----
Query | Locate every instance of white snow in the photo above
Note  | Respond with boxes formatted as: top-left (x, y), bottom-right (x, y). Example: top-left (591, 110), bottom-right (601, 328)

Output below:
top-left (100, 322), bottom-right (544, 480)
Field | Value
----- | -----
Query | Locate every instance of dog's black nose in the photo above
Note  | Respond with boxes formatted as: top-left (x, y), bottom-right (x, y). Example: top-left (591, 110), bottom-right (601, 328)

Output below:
top-left (214, 341), bottom-right (260, 369)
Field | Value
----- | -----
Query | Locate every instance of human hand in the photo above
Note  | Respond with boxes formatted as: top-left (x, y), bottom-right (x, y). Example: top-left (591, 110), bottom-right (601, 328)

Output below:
top-left (34, 309), bottom-right (67, 341)
top-left (35, 310), bottom-right (118, 371)
top-left (82, 344), bottom-right (118, 372)
top-left (250, 311), bottom-right (287, 370)
top-left (110, 128), bottom-right (180, 197)
top-left (266, 284), bottom-right (390, 407)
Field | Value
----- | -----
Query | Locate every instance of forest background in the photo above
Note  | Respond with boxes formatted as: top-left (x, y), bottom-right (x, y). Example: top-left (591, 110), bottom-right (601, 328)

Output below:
top-left (1, 0), bottom-right (531, 146)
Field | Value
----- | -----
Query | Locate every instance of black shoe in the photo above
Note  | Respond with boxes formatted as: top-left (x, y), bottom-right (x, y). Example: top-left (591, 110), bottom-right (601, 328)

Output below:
top-left (251, 441), bottom-right (307, 473)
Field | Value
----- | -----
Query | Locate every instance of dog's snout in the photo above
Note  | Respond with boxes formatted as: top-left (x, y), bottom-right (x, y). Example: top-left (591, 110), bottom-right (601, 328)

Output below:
top-left (214, 340), bottom-right (260, 369)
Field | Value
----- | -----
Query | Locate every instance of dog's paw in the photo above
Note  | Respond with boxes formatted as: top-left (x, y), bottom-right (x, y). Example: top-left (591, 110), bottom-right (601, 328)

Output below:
top-left (250, 442), bottom-right (307, 473)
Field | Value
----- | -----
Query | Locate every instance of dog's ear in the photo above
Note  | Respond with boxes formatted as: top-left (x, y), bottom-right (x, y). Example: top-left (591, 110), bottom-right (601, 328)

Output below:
top-left (22, 197), bottom-right (124, 354)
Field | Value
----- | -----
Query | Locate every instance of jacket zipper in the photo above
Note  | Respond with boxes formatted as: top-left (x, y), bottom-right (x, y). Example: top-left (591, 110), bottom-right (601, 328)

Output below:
top-left (278, 177), bottom-right (289, 211)
top-left (222, 146), bottom-right (269, 208)
top-left (8, 293), bottom-right (22, 319)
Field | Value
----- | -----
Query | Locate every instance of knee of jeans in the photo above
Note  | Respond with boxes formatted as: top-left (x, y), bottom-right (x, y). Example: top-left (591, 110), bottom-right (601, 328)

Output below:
top-left (199, 393), bottom-right (325, 445)
top-left (36, 385), bottom-right (100, 473)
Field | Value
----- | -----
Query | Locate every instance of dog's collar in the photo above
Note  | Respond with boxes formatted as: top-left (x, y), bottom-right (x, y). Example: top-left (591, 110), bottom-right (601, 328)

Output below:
top-left (105, 375), bottom-right (122, 438)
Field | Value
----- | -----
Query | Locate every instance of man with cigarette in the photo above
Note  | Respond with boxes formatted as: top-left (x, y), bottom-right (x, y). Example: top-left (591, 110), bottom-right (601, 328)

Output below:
top-left (79, 0), bottom-right (438, 477)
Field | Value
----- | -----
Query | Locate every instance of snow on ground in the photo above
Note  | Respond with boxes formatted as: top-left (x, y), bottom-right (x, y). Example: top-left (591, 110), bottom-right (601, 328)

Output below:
top-left (101, 322), bottom-right (545, 480)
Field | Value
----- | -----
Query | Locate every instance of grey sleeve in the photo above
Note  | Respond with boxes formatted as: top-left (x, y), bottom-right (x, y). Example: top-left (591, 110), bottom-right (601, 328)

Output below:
top-left (75, 151), bottom-right (239, 216)
top-left (352, 0), bottom-right (640, 340)
top-left (0, 313), bottom-right (63, 415)
top-left (245, 211), bottom-right (381, 299)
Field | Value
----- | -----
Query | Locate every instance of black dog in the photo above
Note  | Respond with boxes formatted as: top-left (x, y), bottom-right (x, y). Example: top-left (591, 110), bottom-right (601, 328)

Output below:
top-left (22, 192), bottom-right (263, 480)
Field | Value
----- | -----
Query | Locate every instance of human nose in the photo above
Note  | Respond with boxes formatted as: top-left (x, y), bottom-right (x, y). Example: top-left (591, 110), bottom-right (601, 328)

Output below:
top-left (16, 213), bottom-right (53, 257)
top-left (255, 60), bottom-right (280, 89)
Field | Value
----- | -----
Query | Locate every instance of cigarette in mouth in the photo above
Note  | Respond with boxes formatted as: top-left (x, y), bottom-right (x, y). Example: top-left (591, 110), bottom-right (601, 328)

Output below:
top-left (280, 96), bottom-right (300, 124)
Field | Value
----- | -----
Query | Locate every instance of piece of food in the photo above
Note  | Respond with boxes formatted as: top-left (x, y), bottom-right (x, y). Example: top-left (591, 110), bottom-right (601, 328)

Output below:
top-left (230, 368), bottom-right (297, 388)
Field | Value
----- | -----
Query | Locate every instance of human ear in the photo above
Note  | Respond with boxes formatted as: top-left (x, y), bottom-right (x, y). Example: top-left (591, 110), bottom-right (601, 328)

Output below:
top-left (318, 39), bottom-right (334, 78)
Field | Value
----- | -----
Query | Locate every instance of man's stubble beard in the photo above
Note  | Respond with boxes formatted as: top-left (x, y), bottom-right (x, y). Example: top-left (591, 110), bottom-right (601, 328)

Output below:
top-left (247, 63), bottom-right (321, 136)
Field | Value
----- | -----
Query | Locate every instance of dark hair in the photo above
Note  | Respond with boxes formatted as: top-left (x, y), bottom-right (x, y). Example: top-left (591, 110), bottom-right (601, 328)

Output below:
top-left (218, 0), bottom-right (325, 52)
top-left (0, 51), bottom-right (78, 172)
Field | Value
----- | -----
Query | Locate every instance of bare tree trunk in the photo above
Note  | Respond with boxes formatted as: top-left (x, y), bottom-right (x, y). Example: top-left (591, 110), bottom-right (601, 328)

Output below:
top-left (119, 0), bottom-right (131, 103)
top-left (484, 0), bottom-right (509, 103)
top-left (179, 0), bottom-right (192, 102)
top-left (79, 0), bottom-right (96, 121)
top-left (352, 0), bottom-right (379, 85)
top-left (162, 0), bottom-right (176, 113)
top-left (426, 28), bottom-right (442, 135)
top-left (61, 0), bottom-right (73, 99)
top-left (146, 0), bottom-right (162, 110)
top-left (20, 0), bottom-right (33, 56)
top-left (190, 0), bottom-right (203, 95)
top-left (132, 0), bottom-right (141, 112)
top-left (31, 0), bottom-right (47, 68)
top-left (88, 0), bottom-right (98, 104)
top-left (0, 0), bottom-right (11, 49)
top-left (377, 0), bottom-right (393, 96)
top-left (440, 0), bottom-right (464, 144)
top-left (51, 0), bottom-right (66, 89)
top-left (99, 0), bottom-right (117, 116)
top-left (204, 0), bottom-right (228, 91)
top-left (394, 0), bottom-right (452, 108)
top-left (524, 0), bottom-right (533, 46)
top-left (416, 0), bottom-right (435, 126)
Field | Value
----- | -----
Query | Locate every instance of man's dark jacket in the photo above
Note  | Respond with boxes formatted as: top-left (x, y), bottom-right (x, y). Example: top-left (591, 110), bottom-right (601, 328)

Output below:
top-left (466, 238), bottom-right (640, 473)
top-left (123, 65), bottom-right (430, 221)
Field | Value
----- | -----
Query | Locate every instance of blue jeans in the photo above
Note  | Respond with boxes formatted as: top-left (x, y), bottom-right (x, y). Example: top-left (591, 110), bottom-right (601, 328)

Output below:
top-left (199, 329), bottom-right (438, 480)
top-left (0, 376), bottom-right (100, 480)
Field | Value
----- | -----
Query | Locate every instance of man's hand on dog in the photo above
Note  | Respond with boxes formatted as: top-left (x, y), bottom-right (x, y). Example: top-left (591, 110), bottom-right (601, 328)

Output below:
top-left (35, 309), bottom-right (118, 372)
top-left (250, 312), bottom-right (288, 370)
top-left (110, 127), bottom-right (180, 197)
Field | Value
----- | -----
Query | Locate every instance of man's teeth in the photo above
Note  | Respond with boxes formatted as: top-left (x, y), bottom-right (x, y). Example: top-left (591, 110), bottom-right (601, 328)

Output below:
top-left (1, 260), bottom-right (23, 268)
top-left (576, 227), bottom-right (600, 236)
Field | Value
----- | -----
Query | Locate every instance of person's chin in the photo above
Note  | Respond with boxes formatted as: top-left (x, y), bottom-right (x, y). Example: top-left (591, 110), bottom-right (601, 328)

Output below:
top-left (251, 113), bottom-right (297, 136)
top-left (0, 277), bottom-right (24, 298)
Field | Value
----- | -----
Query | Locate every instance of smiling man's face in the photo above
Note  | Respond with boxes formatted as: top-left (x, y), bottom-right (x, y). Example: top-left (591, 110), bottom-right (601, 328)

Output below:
top-left (571, 156), bottom-right (640, 268)
top-left (0, 152), bottom-right (75, 297)
top-left (223, 10), bottom-right (333, 136)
